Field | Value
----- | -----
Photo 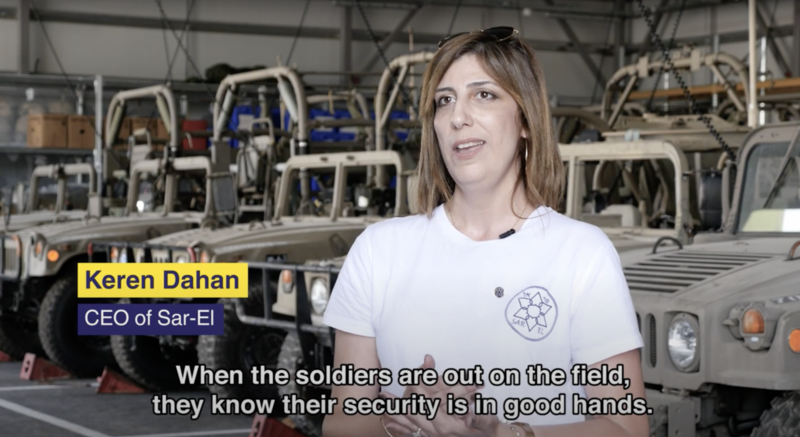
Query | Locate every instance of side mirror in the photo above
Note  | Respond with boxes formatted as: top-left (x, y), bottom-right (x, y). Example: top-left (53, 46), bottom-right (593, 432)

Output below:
top-left (210, 173), bottom-right (237, 215)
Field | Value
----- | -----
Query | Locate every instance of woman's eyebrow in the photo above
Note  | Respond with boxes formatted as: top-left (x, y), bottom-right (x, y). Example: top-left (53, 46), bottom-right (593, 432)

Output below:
top-left (435, 81), bottom-right (497, 93)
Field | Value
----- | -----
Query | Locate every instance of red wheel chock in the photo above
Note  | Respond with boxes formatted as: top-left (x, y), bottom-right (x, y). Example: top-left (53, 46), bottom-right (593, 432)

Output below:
top-left (19, 353), bottom-right (72, 381)
top-left (0, 351), bottom-right (14, 362)
top-left (249, 415), bottom-right (304, 437)
top-left (96, 367), bottom-right (148, 394)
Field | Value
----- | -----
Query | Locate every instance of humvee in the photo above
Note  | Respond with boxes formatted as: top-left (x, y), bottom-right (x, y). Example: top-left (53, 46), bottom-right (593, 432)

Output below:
top-left (92, 150), bottom-right (409, 392)
top-left (1, 163), bottom-right (98, 232)
top-left (614, 121), bottom-right (800, 437)
top-left (0, 85), bottom-right (237, 374)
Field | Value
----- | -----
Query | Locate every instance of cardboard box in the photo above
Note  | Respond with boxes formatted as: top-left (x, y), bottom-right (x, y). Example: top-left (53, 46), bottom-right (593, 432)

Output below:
top-left (129, 117), bottom-right (168, 141)
top-left (27, 114), bottom-right (68, 148)
top-left (67, 115), bottom-right (98, 149)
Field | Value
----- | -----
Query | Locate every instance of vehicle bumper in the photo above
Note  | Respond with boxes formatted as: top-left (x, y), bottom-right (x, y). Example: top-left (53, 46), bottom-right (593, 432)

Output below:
top-left (645, 388), bottom-right (698, 436)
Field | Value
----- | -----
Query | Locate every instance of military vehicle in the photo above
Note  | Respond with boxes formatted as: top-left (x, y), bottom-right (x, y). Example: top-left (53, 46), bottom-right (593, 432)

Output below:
top-left (0, 85), bottom-right (237, 373)
top-left (1, 163), bottom-right (97, 233)
top-left (607, 121), bottom-right (799, 437)
top-left (91, 150), bottom-right (409, 391)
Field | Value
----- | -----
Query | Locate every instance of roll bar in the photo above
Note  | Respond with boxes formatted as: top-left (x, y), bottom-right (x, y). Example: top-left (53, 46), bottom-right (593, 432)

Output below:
top-left (104, 85), bottom-right (179, 156)
top-left (212, 67), bottom-right (309, 150)
top-left (374, 51), bottom-right (435, 186)
top-left (601, 50), bottom-right (750, 128)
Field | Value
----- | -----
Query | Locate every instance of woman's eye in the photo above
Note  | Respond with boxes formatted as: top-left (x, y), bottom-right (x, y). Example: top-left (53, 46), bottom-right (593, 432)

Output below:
top-left (436, 96), bottom-right (453, 106)
top-left (478, 91), bottom-right (494, 99)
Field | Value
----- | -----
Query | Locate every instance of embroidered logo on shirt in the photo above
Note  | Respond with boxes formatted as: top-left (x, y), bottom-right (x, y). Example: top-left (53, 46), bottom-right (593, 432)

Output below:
top-left (505, 286), bottom-right (558, 341)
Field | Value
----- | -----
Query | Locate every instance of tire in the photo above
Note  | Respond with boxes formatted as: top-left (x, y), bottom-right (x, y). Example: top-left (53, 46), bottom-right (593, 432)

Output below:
top-left (0, 311), bottom-right (44, 360)
top-left (38, 276), bottom-right (116, 377)
top-left (277, 332), bottom-right (329, 437)
top-left (196, 297), bottom-right (286, 400)
top-left (750, 392), bottom-right (800, 437)
top-left (111, 334), bottom-right (199, 391)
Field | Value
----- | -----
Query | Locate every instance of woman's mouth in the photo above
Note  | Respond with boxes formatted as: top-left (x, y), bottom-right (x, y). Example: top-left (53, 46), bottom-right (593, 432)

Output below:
top-left (455, 140), bottom-right (485, 150)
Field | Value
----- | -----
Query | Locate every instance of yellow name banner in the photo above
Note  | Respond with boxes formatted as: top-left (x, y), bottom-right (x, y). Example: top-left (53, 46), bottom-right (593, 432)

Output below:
top-left (77, 263), bottom-right (248, 298)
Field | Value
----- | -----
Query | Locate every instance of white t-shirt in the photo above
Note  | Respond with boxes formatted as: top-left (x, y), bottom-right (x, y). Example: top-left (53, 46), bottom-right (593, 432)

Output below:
top-left (322, 204), bottom-right (643, 426)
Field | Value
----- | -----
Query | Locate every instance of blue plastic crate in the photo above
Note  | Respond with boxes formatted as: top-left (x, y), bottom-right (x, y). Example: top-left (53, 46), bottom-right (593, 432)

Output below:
top-left (228, 105), bottom-right (261, 148)
top-left (334, 109), bottom-right (352, 119)
top-left (297, 178), bottom-right (321, 192)
top-left (336, 132), bottom-right (356, 141)
top-left (310, 131), bottom-right (337, 142)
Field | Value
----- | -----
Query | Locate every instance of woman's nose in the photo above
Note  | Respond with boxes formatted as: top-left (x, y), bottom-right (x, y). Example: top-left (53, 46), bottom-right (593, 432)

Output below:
top-left (450, 100), bottom-right (473, 129)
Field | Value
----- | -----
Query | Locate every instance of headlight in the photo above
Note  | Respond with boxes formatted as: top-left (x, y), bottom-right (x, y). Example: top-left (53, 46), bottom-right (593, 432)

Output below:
top-left (310, 278), bottom-right (329, 315)
top-left (668, 313), bottom-right (700, 372)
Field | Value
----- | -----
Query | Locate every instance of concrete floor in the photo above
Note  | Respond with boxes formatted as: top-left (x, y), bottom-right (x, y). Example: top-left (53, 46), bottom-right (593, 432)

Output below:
top-left (0, 362), bottom-right (257, 437)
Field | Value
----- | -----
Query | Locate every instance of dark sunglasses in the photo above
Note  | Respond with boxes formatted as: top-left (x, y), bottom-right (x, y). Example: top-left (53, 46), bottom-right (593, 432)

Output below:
top-left (437, 26), bottom-right (519, 49)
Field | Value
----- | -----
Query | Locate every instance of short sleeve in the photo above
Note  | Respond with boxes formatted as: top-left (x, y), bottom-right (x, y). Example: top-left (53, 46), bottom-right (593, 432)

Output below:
top-left (569, 235), bottom-right (643, 365)
top-left (322, 228), bottom-right (375, 337)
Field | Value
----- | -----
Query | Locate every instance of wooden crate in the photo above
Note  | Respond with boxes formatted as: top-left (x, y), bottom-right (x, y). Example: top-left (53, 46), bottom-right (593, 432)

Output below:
top-left (67, 115), bottom-right (98, 149)
top-left (27, 114), bottom-right (67, 148)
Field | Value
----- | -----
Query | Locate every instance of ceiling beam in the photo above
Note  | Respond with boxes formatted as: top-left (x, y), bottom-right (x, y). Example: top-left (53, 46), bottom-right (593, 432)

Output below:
top-left (9, 8), bottom-right (613, 57)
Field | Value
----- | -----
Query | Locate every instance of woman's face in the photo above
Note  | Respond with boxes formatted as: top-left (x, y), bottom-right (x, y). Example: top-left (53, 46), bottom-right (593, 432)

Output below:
top-left (433, 53), bottom-right (526, 192)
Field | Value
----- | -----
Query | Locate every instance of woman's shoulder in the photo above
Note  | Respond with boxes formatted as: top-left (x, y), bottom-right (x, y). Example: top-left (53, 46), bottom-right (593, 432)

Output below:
top-left (537, 208), bottom-right (614, 248)
top-left (364, 212), bottom-right (436, 240)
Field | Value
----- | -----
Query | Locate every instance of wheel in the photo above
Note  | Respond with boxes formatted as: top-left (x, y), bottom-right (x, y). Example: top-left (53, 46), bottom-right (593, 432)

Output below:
top-left (0, 311), bottom-right (44, 360)
top-left (750, 392), bottom-right (800, 436)
top-left (196, 297), bottom-right (286, 400)
top-left (111, 333), bottom-right (199, 391)
top-left (38, 276), bottom-right (116, 377)
top-left (278, 332), bottom-right (331, 437)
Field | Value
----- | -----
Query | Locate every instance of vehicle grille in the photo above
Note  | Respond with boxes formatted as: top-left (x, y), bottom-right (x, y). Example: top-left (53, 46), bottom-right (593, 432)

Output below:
top-left (623, 251), bottom-right (774, 293)
top-left (3, 238), bottom-right (17, 273)
top-left (150, 250), bottom-right (171, 263)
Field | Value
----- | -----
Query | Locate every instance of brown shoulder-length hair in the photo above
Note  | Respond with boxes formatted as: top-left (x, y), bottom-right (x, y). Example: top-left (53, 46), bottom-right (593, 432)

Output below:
top-left (416, 31), bottom-right (564, 217)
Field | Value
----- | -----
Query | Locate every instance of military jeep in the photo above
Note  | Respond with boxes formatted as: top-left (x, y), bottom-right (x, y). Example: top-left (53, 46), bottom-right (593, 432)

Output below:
top-left (90, 150), bottom-right (409, 394)
top-left (617, 121), bottom-right (800, 437)
top-left (0, 85), bottom-right (237, 374)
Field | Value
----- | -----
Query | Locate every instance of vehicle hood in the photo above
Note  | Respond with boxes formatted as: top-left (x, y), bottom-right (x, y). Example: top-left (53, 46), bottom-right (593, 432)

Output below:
top-left (13, 214), bottom-right (203, 243)
top-left (620, 236), bottom-right (800, 307)
top-left (146, 217), bottom-right (378, 253)
top-left (1, 211), bottom-right (86, 233)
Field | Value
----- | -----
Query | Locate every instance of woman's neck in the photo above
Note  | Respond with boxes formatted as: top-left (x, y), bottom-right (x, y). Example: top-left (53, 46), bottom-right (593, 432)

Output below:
top-left (446, 181), bottom-right (534, 242)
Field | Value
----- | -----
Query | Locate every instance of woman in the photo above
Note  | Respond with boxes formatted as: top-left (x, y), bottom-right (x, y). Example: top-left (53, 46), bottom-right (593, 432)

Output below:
top-left (321, 27), bottom-right (647, 437)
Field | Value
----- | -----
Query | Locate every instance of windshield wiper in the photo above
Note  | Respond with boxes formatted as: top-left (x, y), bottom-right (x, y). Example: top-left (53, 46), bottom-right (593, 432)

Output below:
top-left (763, 130), bottom-right (800, 209)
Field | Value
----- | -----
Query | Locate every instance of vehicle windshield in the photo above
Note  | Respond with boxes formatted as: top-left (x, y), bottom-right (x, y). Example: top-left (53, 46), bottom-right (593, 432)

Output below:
top-left (134, 171), bottom-right (208, 213)
top-left (63, 175), bottom-right (91, 211)
top-left (574, 158), bottom-right (681, 230)
top-left (737, 141), bottom-right (800, 233)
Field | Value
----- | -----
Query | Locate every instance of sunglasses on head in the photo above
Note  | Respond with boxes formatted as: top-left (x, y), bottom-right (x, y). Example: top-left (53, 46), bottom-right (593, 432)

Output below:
top-left (437, 26), bottom-right (519, 49)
